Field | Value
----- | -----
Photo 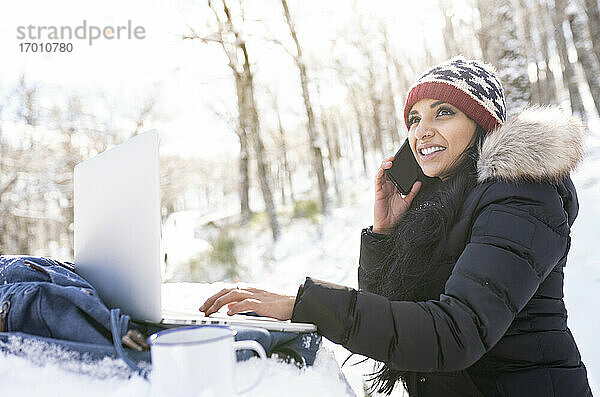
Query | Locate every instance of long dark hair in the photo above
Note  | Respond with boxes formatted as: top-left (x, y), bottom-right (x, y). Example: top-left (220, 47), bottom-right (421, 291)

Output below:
top-left (368, 124), bottom-right (488, 395)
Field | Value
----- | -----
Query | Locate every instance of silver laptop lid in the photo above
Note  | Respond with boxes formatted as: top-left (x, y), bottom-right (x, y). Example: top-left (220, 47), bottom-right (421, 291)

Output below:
top-left (74, 130), bottom-right (162, 322)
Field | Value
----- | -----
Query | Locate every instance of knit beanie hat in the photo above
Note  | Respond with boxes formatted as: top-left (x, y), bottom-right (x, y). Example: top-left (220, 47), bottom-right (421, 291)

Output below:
top-left (404, 56), bottom-right (506, 133)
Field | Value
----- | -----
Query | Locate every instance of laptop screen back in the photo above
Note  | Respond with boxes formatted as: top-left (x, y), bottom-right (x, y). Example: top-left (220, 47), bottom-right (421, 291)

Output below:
top-left (74, 130), bottom-right (162, 322)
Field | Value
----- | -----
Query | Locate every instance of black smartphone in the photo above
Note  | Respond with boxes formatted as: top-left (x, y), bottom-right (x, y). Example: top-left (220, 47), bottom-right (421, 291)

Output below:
top-left (384, 138), bottom-right (430, 195)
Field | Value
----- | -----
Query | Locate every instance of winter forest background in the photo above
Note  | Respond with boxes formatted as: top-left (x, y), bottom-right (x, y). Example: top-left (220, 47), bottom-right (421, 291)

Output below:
top-left (1, 0), bottom-right (600, 395)
top-left (2, 0), bottom-right (600, 265)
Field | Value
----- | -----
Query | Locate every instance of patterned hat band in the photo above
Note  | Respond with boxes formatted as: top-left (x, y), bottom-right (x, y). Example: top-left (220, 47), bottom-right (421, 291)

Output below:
top-left (404, 57), bottom-right (506, 133)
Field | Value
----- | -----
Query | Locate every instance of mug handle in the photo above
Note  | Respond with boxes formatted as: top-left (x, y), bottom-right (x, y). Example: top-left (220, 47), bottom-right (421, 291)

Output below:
top-left (234, 340), bottom-right (267, 394)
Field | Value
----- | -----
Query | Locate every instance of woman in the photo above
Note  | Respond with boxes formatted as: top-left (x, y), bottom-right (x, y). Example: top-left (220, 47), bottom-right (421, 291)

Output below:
top-left (199, 57), bottom-right (593, 396)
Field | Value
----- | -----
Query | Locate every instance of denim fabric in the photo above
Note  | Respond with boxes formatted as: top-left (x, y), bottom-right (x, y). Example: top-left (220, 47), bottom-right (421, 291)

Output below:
top-left (0, 256), bottom-right (119, 344)
top-left (232, 326), bottom-right (321, 366)
top-left (0, 327), bottom-right (321, 367)
top-left (0, 256), bottom-right (321, 371)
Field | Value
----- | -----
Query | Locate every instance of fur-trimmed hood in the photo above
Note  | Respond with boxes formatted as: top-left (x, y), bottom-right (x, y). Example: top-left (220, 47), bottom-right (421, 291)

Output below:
top-left (477, 106), bottom-right (587, 183)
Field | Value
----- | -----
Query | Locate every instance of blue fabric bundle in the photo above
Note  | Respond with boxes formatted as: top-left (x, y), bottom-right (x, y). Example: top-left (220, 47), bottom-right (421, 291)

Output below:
top-left (0, 256), bottom-right (321, 377)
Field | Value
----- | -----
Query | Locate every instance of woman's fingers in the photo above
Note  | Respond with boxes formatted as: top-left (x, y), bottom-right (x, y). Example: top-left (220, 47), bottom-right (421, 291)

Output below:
top-left (213, 290), bottom-right (254, 315)
top-left (380, 157), bottom-right (394, 172)
top-left (375, 158), bottom-right (395, 188)
top-left (200, 288), bottom-right (251, 315)
top-left (199, 285), bottom-right (262, 312)
top-left (200, 288), bottom-right (295, 320)
top-left (374, 168), bottom-right (385, 189)
top-left (199, 287), bottom-right (233, 312)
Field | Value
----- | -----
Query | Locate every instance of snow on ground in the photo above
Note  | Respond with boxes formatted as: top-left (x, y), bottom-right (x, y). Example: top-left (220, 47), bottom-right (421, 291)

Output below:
top-left (0, 143), bottom-right (599, 396)
top-left (563, 149), bottom-right (600, 396)
top-left (0, 336), bottom-right (353, 396)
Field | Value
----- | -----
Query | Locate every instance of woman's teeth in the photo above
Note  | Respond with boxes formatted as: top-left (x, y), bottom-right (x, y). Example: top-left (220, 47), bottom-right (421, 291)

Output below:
top-left (420, 146), bottom-right (446, 156)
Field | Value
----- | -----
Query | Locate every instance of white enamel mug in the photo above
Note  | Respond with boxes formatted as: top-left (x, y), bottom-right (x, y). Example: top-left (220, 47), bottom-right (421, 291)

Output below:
top-left (147, 325), bottom-right (267, 397)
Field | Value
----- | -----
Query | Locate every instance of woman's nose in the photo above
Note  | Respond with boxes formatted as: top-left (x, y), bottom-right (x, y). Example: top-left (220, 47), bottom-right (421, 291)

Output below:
top-left (414, 121), bottom-right (435, 140)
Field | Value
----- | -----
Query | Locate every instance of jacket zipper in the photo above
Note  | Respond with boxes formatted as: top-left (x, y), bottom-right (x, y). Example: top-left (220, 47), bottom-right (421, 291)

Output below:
top-left (0, 299), bottom-right (11, 332)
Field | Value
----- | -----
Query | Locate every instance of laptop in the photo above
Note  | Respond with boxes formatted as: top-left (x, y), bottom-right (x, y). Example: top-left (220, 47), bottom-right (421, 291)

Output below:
top-left (73, 130), bottom-right (316, 333)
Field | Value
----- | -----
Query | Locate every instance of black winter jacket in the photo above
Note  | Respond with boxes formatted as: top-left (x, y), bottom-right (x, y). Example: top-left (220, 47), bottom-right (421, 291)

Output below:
top-left (291, 107), bottom-right (593, 396)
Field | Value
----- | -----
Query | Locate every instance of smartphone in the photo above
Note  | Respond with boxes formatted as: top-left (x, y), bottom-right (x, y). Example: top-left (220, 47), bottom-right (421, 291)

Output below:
top-left (384, 138), bottom-right (430, 195)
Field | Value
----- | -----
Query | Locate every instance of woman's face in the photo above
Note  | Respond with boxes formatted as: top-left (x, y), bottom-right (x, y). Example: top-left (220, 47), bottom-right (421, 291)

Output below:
top-left (407, 99), bottom-right (477, 179)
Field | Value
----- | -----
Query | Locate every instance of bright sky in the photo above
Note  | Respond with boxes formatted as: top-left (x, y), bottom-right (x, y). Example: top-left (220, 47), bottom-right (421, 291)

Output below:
top-left (0, 0), bottom-right (450, 159)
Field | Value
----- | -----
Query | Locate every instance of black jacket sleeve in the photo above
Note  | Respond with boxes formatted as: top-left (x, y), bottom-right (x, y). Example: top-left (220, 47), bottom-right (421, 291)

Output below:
top-left (292, 182), bottom-right (570, 372)
top-left (358, 226), bottom-right (389, 293)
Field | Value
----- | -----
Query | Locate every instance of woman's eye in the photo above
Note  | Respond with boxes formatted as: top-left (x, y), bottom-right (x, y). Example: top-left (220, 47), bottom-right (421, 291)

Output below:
top-left (408, 116), bottom-right (420, 126)
top-left (437, 107), bottom-right (455, 117)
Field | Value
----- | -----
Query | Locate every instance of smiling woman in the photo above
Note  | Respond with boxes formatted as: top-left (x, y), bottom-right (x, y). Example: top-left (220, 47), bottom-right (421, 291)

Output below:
top-left (200, 57), bottom-right (592, 397)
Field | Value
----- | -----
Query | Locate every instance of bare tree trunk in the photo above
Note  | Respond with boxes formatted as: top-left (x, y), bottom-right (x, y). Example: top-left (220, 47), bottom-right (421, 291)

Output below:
top-left (272, 95), bottom-right (296, 205)
top-left (228, 23), bottom-right (252, 228)
top-left (17, 215), bottom-right (30, 254)
top-left (551, 0), bottom-right (586, 120)
top-left (17, 75), bottom-right (40, 127)
top-left (320, 113), bottom-right (341, 202)
top-left (11, 77), bottom-right (39, 254)
top-left (567, 0), bottom-right (600, 117)
top-left (235, 112), bottom-right (251, 224)
top-left (248, 119), bottom-right (280, 241)
top-left (534, 0), bottom-right (557, 104)
top-left (455, 0), bottom-right (484, 59)
top-left (514, 0), bottom-right (541, 104)
top-left (238, 39), bottom-right (280, 241)
top-left (369, 87), bottom-right (385, 156)
top-left (379, 28), bottom-right (402, 147)
top-left (185, 6), bottom-right (253, 225)
top-left (328, 113), bottom-right (343, 179)
top-left (56, 98), bottom-right (88, 258)
top-left (281, 0), bottom-right (329, 215)
top-left (196, 0), bottom-right (280, 240)
top-left (229, 53), bottom-right (252, 225)
top-left (131, 97), bottom-right (156, 137)
top-left (477, 0), bottom-right (531, 114)
top-left (440, 0), bottom-right (460, 57)
top-left (384, 64), bottom-right (401, 148)
top-left (351, 93), bottom-right (369, 177)
top-left (360, 47), bottom-right (385, 156)
top-left (391, 55), bottom-right (412, 96)
top-left (584, 0), bottom-right (600, 63)
top-left (229, 73), bottom-right (252, 225)
top-left (333, 59), bottom-right (369, 176)
top-left (334, 113), bottom-right (353, 179)
top-left (277, 163), bottom-right (286, 206)
top-left (58, 127), bottom-right (77, 258)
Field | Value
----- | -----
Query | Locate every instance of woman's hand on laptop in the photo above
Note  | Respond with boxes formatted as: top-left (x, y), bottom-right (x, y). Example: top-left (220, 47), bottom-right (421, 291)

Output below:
top-left (199, 287), bottom-right (295, 321)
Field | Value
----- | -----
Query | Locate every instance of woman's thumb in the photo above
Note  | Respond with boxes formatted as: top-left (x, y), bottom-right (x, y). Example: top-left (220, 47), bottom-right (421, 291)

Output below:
top-left (405, 180), bottom-right (422, 202)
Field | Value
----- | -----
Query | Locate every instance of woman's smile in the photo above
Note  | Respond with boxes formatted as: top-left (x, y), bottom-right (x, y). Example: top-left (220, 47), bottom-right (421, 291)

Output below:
top-left (418, 146), bottom-right (447, 161)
